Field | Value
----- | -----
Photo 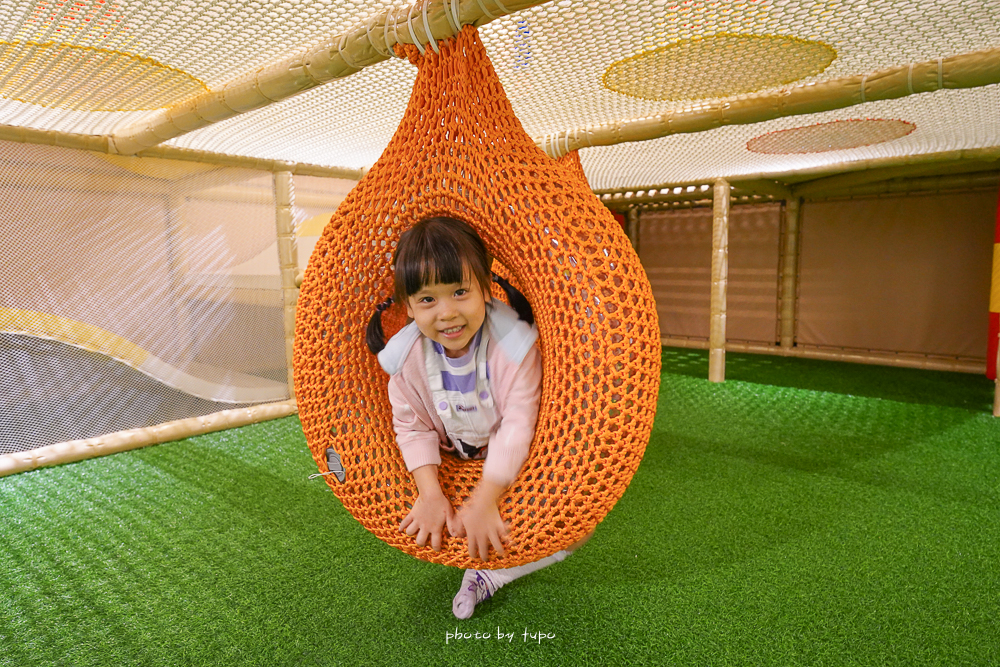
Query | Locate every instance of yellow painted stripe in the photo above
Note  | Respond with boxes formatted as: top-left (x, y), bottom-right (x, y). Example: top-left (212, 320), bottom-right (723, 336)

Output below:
top-left (993, 243), bottom-right (1000, 313)
top-left (297, 212), bottom-right (335, 237)
top-left (0, 308), bottom-right (150, 367)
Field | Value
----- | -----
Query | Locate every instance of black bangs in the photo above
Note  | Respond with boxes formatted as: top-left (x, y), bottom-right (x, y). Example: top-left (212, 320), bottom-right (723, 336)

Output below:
top-left (400, 246), bottom-right (466, 299)
top-left (392, 217), bottom-right (492, 304)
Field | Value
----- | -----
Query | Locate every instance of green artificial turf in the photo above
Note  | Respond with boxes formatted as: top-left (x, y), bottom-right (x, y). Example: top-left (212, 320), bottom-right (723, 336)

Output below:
top-left (2, 348), bottom-right (998, 666)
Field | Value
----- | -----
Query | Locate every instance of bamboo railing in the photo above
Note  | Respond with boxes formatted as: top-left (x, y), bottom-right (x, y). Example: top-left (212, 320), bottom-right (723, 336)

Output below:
top-left (0, 400), bottom-right (297, 478)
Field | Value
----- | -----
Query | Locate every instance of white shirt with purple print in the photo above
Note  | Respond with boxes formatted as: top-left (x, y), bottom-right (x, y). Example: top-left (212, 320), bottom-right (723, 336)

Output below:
top-left (422, 326), bottom-right (498, 460)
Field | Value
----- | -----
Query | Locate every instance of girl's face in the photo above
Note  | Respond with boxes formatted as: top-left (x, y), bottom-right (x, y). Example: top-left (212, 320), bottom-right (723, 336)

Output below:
top-left (405, 269), bottom-right (489, 358)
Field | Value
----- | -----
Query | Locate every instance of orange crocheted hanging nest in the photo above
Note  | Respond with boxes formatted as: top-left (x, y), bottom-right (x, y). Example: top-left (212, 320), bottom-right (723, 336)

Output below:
top-left (294, 26), bottom-right (661, 569)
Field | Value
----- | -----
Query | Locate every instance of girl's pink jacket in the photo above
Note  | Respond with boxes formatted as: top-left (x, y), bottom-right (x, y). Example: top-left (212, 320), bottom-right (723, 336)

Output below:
top-left (377, 301), bottom-right (543, 487)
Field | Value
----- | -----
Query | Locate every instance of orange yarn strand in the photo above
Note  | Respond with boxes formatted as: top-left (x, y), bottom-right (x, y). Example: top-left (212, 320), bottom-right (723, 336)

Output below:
top-left (294, 27), bottom-right (660, 569)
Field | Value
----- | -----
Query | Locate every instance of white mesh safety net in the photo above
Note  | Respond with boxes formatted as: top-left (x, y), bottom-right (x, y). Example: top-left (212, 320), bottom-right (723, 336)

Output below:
top-left (0, 140), bottom-right (294, 455)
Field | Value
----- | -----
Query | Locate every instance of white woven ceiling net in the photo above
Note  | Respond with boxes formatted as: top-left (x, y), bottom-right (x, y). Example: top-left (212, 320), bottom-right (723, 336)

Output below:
top-left (1, 0), bottom-right (999, 187)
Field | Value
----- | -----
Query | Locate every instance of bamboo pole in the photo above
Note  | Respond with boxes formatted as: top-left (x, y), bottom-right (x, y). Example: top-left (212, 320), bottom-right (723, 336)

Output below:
top-left (593, 150), bottom-right (1000, 199)
top-left (626, 206), bottom-right (640, 252)
top-left (709, 178), bottom-right (729, 383)
top-left (780, 197), bottom-right (801, 349)
top-left (539, 47), bottom-right (1000, 159)
top-left (108, 0), bottom-right (549, 155)
top-left (0, 122), bottom-right (364, 180)
top-left (0, 400), bottom-right (298, 477)
top-left (792, 161), bottom-right (1000, 198)
top-left (274, 171), bottom-right (298, 399)
top-left (599, 169), bottom-right (1000, 209)
top-left (0, 123), bottom-right (109, 153)
top-left (598, 184), bottom-right (791, 213)
top-left (661, 337), bottom-right (985, 374)
top-left (803, 171), bottom-right (1000, 201)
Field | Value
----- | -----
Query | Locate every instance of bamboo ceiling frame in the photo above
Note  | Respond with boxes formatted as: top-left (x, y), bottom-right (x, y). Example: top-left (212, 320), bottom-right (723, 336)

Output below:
top-left (107, 0), bottom-right (549, 155)
top-left (0, 122), bottom-right (364, 179)
top-left (601, 170), bottom-right (1000, 210)
top-left (1, 8), bottom-right (999, 191)
top-left (538, 46), bottom-right (1000, 159)
top-left (597, 146), bottom-right (1000, 203)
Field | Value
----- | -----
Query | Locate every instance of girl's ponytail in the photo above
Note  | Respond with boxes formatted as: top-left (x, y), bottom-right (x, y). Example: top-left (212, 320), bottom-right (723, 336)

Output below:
top-left (492, 273), bottom-right (534, 325)
top-left (365, 297), bottom-right (395, 355)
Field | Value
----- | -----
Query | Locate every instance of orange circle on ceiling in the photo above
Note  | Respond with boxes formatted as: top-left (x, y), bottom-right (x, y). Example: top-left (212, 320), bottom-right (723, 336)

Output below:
top-left (603, 33), bottom-right (837, 102)
top-left (0, 41), bottom-right (207, 111)
top-left (747, 119), bottom-right (917, 154)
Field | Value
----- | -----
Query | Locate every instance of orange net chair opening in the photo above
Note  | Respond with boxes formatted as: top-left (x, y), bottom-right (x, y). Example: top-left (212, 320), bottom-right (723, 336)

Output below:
top-left (294, 26), bottom-right (661, 569)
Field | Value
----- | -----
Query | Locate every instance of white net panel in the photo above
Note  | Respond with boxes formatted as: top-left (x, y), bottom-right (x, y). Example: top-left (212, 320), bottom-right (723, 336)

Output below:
top-left (0, 140), bottom-right (290, 455)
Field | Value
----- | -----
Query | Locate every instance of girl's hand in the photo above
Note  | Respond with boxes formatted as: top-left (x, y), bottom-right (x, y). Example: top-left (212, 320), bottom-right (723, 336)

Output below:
top-left (399, 492), bottom-right (455, 551)
top-left (400, 464), bottom-right (456, 551)
top-left (456, 480), bottom-right (509, 561)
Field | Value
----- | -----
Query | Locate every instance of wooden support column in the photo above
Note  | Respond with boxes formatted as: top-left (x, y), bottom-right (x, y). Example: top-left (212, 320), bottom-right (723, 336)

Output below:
top-left (274, 171), bottom-right (298, 399)
top-left (709, 179), bottom-right (730, 383)
top-left (626, 206), bottom-right (640, 252)
top-left (780, 196), bottom-right (802, 348)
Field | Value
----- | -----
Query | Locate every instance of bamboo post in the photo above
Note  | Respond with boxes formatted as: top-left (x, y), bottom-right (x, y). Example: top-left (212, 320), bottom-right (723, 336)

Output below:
top-left (780, 196), bottom-right (802, 348)
top-left (709, 179), bottom-right (730, 383)
top-left (626, 206), bottom-right (640, 252)
top-left (274, 171), bottom-right (298, 399)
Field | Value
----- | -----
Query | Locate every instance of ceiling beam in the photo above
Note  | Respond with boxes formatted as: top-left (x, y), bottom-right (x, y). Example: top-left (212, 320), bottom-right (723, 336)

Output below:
top-left (537, 46), bottom-right (1000, 159)
top-left (107, 0), bottom-right (550, 156)
top-left (791, 158), bottom-right (1000, 196)
top-left (797, 170), bottom-right (1000, 200)
top-left (595, 146), bottom-right (1000, 195)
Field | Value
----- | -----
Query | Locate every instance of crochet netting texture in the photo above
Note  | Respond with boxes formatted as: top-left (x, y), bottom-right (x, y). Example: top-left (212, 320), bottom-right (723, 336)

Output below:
top-left (294, 26), bottom-right (661, 569)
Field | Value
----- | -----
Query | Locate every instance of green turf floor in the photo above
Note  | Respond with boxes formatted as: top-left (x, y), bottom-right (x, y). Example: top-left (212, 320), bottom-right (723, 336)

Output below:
top-left (2, 348), bottom-right (998, 666)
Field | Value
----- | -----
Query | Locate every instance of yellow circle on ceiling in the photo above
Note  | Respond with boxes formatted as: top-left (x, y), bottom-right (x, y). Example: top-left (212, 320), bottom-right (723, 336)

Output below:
top-left (603, 33), bottom-right (837, 102)
top-left (0, 41), bottom-right (208, 111)
top-left (747, 119), bottom-right (916, 154)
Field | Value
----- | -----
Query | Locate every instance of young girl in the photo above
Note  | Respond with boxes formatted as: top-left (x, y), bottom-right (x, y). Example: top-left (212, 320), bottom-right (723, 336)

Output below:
top-left (366, 216), bottom-right (584, 619)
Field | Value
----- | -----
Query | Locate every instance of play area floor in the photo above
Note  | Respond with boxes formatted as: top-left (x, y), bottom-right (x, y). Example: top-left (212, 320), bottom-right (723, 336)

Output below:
top-left (2, 348), bottom-right (997, 666)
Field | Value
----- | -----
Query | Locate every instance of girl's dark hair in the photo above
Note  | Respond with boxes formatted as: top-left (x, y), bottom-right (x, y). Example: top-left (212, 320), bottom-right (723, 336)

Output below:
top-left (366, 217), bottom-right (533, 354)
top-left (392, 216), bottom-right (493, 307)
